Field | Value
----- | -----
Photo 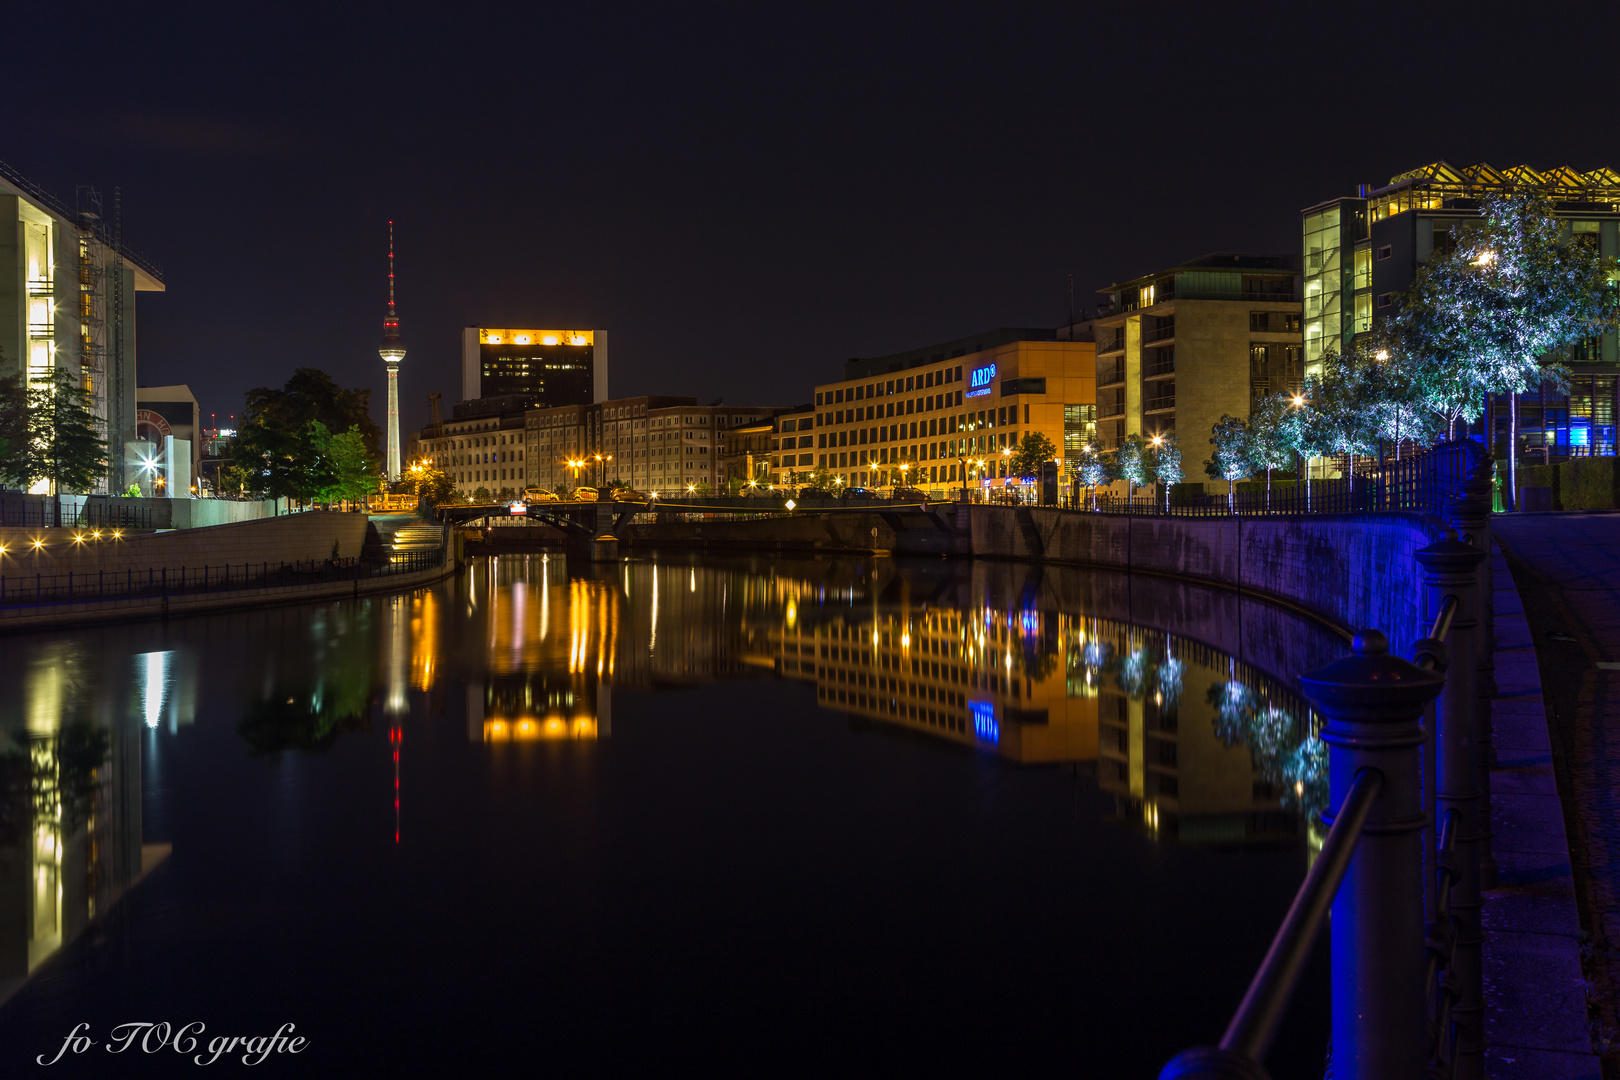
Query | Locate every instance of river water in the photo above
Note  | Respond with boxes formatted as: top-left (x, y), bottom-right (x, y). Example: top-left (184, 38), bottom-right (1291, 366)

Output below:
top-left (0, 553), bottom-right (1344, 1076)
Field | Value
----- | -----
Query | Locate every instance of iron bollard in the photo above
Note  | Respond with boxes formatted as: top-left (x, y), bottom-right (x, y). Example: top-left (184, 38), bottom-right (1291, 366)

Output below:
top-left (1300, 629), bottom-right (1443, 1080)
top-left (1415, 530), bottom-right (1486, 1078)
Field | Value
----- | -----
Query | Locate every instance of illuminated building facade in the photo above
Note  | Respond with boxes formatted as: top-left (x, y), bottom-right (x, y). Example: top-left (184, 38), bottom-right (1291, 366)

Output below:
top-left (812, 331), bottom-right (1096, 490)
top-left (418, 410), bottom-right (529, 497)
top-left (0, 168), bottom-right (163, 493)
top-left (461, 328), bottom-right (607, 410)
top-left (133, 384), bottom-right (200, 496)
top-left (1093, 254), bottom-right (1301, 456)
top-left (765, 407), bottom-right (816, 486)
top-left (1304, 161), bottom-right (1620, 457)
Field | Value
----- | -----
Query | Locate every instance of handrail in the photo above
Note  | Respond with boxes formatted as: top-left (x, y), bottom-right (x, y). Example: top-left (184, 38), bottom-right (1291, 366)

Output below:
top-left (1218, 767), bottom-right (1384, 1063)
top-left (1423, 594), bottom-right (1459, 655)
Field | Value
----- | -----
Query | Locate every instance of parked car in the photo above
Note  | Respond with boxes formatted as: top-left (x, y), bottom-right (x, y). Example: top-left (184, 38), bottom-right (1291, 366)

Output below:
top-left (840, 486), bottom-right (881, 501)
top-left (610, 487), bottom-right (649, 502)
top-left (523, 487), bottom-right (560, 503)
top-left (892, 486), bottom-right (929, 503)
top-left (571, 486), bottom-right (600, 502)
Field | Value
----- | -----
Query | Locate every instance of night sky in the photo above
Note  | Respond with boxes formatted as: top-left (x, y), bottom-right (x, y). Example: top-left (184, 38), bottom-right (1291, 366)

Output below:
top-left (4, 2), bottom-right (1604, 435)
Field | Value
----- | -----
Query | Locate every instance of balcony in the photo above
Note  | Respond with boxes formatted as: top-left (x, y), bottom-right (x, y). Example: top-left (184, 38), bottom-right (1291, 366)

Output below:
top-left (1098, 335), bottom-right (1127, 354)
top-left (1143, 351), bottom-right (1175, 379)
top-left (1098, 362), bottom-right (1126, 386)
top-left (1143, 393), bottom-right (1175, 413)
top-left (1142, 321), bottom-right (1176, 344)
top-left (1099, 404), bottom-right (1126, 420)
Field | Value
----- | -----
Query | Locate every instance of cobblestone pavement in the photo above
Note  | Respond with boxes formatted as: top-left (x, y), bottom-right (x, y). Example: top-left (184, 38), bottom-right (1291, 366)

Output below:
top-left (1495, 513), bottom-right (1620, 1078)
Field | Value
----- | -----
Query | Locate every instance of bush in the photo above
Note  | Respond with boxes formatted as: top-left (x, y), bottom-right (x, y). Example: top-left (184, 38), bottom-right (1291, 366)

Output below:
top-left (1521, 463), bottom-right (1559, 509)
top-left (1559, 458), bottom-right (1620, 511)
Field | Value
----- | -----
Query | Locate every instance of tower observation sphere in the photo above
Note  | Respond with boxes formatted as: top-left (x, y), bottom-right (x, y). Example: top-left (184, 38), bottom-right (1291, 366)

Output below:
top-left (380, 221), bottom-right (406, 482)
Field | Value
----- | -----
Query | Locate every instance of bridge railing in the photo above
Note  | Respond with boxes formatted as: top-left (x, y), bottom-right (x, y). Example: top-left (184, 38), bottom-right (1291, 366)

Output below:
top-left (1159, 505), bottom-right (1491, 1078)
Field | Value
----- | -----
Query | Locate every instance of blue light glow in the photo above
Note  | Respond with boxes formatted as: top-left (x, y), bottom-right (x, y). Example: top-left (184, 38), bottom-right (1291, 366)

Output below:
top-left (971, 699), bottom-right (999, 742)
top-left (966, 363), bottom-right (996, 398)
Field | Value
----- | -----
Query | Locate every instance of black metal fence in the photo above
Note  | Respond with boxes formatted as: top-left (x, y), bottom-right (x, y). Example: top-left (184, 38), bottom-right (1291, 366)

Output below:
top-left (1079, 441), bottom-right (1485, 519)
top-left (0, 547), bottom-right (446, 611)
top-left (0, 502), bottom-right (154, 529)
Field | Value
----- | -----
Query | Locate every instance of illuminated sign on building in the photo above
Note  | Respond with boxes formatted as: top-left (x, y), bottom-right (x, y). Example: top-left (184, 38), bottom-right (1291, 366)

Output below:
top-left (966, 363), bottom-right (996, 397)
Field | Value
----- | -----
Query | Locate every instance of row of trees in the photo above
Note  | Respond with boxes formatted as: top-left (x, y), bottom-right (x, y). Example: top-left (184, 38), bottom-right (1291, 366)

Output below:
top-left (1204, 192), bottom-right (1620, 505)
top-left (1075, 432), bottom-right (1183, 507)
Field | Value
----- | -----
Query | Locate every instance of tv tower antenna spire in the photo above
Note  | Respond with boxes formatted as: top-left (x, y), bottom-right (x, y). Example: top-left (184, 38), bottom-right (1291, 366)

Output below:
top-left (379, 221), bottom-right (407, 482)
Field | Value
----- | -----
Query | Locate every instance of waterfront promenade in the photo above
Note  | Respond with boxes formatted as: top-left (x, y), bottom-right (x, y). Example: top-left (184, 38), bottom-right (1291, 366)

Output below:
top-left (1494, 514), bottom-right (1620, 1075)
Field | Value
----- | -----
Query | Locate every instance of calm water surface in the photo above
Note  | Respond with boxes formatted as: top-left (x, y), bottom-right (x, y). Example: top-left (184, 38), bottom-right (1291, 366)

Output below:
top-left (0, 553), bottom-right (1345, 1076)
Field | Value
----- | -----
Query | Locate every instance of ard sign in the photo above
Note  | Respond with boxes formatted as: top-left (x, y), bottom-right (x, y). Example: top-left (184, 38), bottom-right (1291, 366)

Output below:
top-left (966, 363), bottom-right (996, 398)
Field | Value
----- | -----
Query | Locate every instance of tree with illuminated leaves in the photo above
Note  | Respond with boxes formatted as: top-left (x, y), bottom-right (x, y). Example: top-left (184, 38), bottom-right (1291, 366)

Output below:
top-left (1388, 192), bottom-right (1620, 504)
top-left (1246, 394), bottom-right (1296, 510)
top-left (1311, 347), bottom-right (1384, 492)
top-left (1205, 415), bottom-right (1252, 512)
top-left (1148, 432), bottom-right (1182, 511)
top-left (1078, 445), bottom-right (1114, 510)
top-left (1115, 433), bottom-right (1149, 503)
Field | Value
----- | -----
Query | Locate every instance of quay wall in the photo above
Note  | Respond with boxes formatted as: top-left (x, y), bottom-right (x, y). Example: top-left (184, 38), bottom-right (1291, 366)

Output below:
top-left (0, 511), bottom-right (371, 580)
top-left (962, 505), bottom-right (1448, 658)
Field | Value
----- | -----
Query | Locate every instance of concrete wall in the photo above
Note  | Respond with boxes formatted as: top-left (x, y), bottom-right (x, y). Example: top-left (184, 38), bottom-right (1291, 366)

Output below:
top-left (0, 511), bottom-right (370, 579)
top-left (962, 505), bottom-right (1445, 657)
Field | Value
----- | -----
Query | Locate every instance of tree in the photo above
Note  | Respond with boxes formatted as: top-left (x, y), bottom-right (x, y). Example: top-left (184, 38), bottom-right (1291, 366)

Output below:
top-left (472, 485), bottom-right (492, 502)
top-left (1246, 394), bottom-right (1295, 510)
top-left (1115, 433), bottom-right (1149, 502)
top-left (407, 461), bottom-right (455, 508)
top-left (16, 368), bottom-right (109, 511)
top-left (0, 371), bottom-right (27, 485)
top-left (1388, 192), bottom-right (1620, 506)
top-left (233, 368), bottom-right (382, 501)
top-left (1275, 391), bottom-right (1332, 510)
top-left (1312, 348), bottom-right (1384, 492)
top-left (1078, 445), bottom-right (1114, 509)
top-left (1009, 431), bottom-right (1057, 479)
top-left (323, 425), bottom-right (378, 505)
top-left (1148, 432), bottom-right (1182, 511)
top-left (1206, 415), bottom-right (1252, 512)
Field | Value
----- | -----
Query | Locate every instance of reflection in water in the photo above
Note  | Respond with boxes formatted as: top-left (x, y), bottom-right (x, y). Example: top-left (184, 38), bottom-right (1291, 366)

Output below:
top-left (0, 645), bottom-right (147, 999)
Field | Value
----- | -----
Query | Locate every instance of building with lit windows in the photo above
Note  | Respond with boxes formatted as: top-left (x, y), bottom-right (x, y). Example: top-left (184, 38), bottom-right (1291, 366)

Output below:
top-left (767, 407), bottom-right (816, 486)
top-left (1304, 161), bottom-right (1620, 457)
top-left (0, 167), bottom-right (163, 493)
top-left (461, 327), bottom-right (607, 409)
top-left (811, 330), bottom-right (1096, 491)
top-left (718, 417), bottom-right (779, 489)
top-left (1092, 254), bottom-right (1300, 454)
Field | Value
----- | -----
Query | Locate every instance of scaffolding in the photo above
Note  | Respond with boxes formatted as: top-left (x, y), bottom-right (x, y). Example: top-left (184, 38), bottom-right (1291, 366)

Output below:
top-left (75, 187), bottom-right (109, 493)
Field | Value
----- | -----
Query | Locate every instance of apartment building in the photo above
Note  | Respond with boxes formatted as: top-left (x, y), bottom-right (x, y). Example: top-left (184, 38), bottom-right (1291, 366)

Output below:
top-left (1093, 254), bottom-right (1301, 453)
top-left (767, 407), bottom-right (816, 486)
top-left (812, 330), bottom-right (1096, 491)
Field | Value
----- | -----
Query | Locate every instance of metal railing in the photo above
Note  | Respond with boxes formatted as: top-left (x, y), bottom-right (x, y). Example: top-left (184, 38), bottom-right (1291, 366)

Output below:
top-left (1161, 507), bottom-right (1491, 1079)
top-left (0, 502), bottom-right (154, 529)
top-left (0, 547), bottom-right (447, 611)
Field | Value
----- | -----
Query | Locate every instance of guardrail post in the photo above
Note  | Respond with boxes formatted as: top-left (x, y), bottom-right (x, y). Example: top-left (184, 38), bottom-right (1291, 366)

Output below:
top-left (1449, 468), bottom-right (1497, 887)
top-left (1415, 529), bottom-right (1486, 1077)
top-left (1299, 630), bottom-right (1443, 1080)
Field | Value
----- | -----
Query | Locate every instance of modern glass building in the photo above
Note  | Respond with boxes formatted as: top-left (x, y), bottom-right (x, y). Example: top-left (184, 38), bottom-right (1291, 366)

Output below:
top-left (1302, 161), bottom-right (1620, 458)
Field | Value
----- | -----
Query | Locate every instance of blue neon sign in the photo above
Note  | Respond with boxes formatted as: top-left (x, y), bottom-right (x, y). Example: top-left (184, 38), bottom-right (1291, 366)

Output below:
top-left (966, 363), bottom-right (996, 397)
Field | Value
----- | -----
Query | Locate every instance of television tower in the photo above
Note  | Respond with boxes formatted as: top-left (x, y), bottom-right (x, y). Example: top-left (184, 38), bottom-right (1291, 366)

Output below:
top-left (380, 221), bottom-right (406, 481)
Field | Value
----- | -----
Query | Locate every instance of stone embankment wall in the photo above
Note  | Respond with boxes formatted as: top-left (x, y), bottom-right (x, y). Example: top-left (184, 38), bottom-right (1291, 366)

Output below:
top-left (0, 511), bottom-right (370, 579)
top-left (623, 509), bottom-right (955, 555)
top-left (962, 505), bottom-right (1447, 658)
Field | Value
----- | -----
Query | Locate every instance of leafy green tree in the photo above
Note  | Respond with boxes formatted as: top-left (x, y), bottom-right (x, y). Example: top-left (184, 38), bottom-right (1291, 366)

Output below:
top-left (321, 425), bottom-right (378, 505)
top-left (21, 367), bottom-right (109, 501)
top-left (1009, 431), bottom-right (1058, 479)
top-left (1388, 192), bottom-right (1620, 503)
top-left (1312, 348), bottom-right (1384, 491)
top-left (472, 485), bottom-right (492, 502)
top-left (1206, 415), bottom-right (1252, 512)
top-left (0, 369), bottom-right (25, 479)
top-left (1148, 432), bottom-right (1182, 510)
top-left (233, 368), bottom-right (381, 501)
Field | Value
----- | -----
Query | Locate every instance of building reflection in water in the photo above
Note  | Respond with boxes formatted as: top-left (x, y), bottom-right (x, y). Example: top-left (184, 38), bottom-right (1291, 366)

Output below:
top-left (440, 553), bottom-right (1329, 845)
top-left (0, 643), bottom-right (157, 1001)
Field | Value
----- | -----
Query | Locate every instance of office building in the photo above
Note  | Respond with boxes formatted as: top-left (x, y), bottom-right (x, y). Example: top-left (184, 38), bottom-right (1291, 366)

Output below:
top-left (419, 408), bottom-right (529, 497)
top-left (0, 167), bottom-right (163, 493)
top-left (812, 329), bottom-right (1096, 490)
top-left (1093, 254), bottom-right (1301, 452)
top-left (1304, 161), bottom-right (1620, 457)
top-left (719, 417), bottom-right (778, 489)
top-left (461, 327), bottom-right (607, 410)
top-left (766, 407), bottom-right (816, 486)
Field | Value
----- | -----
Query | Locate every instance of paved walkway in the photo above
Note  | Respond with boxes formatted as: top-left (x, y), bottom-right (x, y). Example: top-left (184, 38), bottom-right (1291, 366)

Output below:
top-left (1492, 514), bottom-right (1620, 1078)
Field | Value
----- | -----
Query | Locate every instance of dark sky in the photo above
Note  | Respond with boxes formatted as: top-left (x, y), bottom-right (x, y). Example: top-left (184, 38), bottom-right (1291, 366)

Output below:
top-left (4, 1), bottom-right (1609, 434)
